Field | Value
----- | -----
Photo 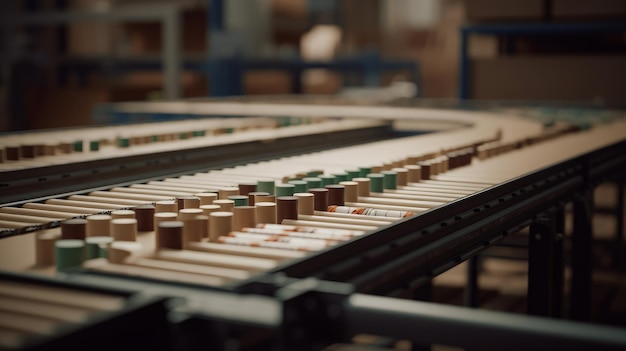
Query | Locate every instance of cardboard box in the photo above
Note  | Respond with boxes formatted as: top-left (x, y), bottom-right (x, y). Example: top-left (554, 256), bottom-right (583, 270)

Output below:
top-left (23, 88), bottom-right (109, 129)
top-left (470, 55), bottom-right (626, 105)
top-left (552, 0), bottom-right (626, 19)
top-left (465, 0), bottom-right (546, 22)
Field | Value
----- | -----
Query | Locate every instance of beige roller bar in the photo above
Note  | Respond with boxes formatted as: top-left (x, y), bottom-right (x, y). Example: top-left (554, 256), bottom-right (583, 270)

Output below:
top-left (46, 199), bottom-right (124, 210)
top-left (0, 280), bottom-right (123, 311)
top-left (89, 191), bottom-right (172, 202)
top-left (83, 258), bottom-right (225, 287)
top-left (0, 207), bottom-right (80, 219)
top-left (187, 241), bottom-right (306, 261)
top-left (23, 203), bottom-right (102, 215)
top-left (68, 195), bottom-right (149, 206)
top-left (154, 249), bottom-right (277, 272)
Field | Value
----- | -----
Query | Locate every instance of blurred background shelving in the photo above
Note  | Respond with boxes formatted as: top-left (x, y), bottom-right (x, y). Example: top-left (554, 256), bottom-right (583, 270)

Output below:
top-left (1, 0), bottom-right (625, 131)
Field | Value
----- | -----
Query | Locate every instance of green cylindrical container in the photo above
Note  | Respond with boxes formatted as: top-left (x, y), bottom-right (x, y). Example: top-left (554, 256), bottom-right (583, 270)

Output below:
top-left (359, 166), bottom-right (372, 177)
top-left (367, 173), bottom-right (384, 193)
top-left (382, 171), bottom-right (398, 190)
top-left (73, 140), bottom-right (83, 152)
top-left (275, 184), bottom-right (296, 197)
top-left (55, 239), bottom-right (85, 271)
top-left (85, 236), bottom-right (114, 259)
top-left (257, 180), bottom-right (275, 195)
top-left (332, 172), bottom-right (348, 183)
top-left (288, 180), bottom-right (308, 193)
top-left (228, 195), bottom-right (249, 207)
top-left (303, 177), bottom-right (322, 190)
top-left (319, 175), bottom-right (337, 187)
top-left (346, 169), bottom-right (360, 180)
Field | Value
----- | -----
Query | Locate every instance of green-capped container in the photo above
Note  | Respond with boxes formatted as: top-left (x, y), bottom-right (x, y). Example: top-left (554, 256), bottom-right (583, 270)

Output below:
top-left (319, 175), bottom-right (336, 186)
top-left (228, 195), bottom-right (249, 207)
top-left (257, 180), bottom-right (275, 195)
top-left (275, 184), bottom-right (296, 197)
top-left (55, 239), bottom-right (85, 271)
top-left (381, 171), bottom-right (398, 190)
top-left (367, 173), bottom-right (384, 193)
top-left (86, 236), bottom-right (114, 259)
top-left (359, 166), bottom-right (372, 177)
top-left (346, 169), bottom-right (360, 180)
top-left (303, 177), bottom-right (322, 190)
top-left (288, 180), bottom-right (308, 193)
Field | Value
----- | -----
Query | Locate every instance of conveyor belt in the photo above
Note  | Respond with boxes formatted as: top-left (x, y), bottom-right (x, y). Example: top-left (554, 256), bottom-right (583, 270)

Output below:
top-left (1, 101), bottom-right (625, 350)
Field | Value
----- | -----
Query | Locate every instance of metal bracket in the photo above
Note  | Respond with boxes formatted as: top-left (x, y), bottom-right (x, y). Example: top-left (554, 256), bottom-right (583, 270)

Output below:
top-left (275, 278), bottom-right (354, 351)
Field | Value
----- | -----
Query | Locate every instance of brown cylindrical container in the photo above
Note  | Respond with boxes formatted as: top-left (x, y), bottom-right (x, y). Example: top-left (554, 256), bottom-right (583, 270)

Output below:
top-left (392, 168), bottom-right (408, 186)
top-left (404, 165), bottom-right (421, 183)
top-left (294, 193), bottom-right (314, 215)
top-left (86, 214), bottom-right (112, 237)
top-left (183, 196), bottom-right (201, 209)
top-left (209, 211), bottom-right (233, 242)
top-left (155, 200), bottom-right (178, 213)
top-left (35, 231), bottom-right (60, 266)
top-left (157, 221), bottom-right (184, 250)
top-left (247, 192), bottom-right (269, 206)
top-left (255, 202), bottom-right (277, 224)
top-left (353, 178), bottom-right (371, 197)
top-left (418, 162), bottom-right (431, 180)
top-left (178, 208), bottom-right (204, 221)
top-left (5, 146), bottom-right (21, 160)
top-left (196, 192), bottom-right (218, 206)
top-left (21, 145), bottom-right (36, 159)
top-left (176, 197), bottom-right (186, 210)
top-left (134, 204), bottom-right (155, 232)
top-left (183, 215), bottom-right (208, 244)
top-left (43, 144), bottom-right (56, 156)
top-left (439, 156), bottom-right (447, 173)
top-left (111, 218), bottom-right (138, 241)
top-left (61, 218), bottom-right (87, 240)
top-left (238, 182), bottom-right (257, 198)
top-left (277, 196), bottom-right (298, 223)
top-left (405, 155), bottom-right (419, 164)
top-left (218, 187), bottom-right (239, 199)
top-left (255, 194), bottom-right (275, 203)
top-left (154, 212), bottom-right (178, 247)
top-left (213, 199), bottom-right (235, 212)
top-left (339, 181), bottom-right (358, 202)
top-left (325, 185), bottom-right (345, 206)
top-left (111, 209), bottom-right (135, 219)
top-left (309, 188), bottom-right (329, 211)
top-left (233, 206), bottom-right (257, 231)
top-left (199, 204), bottom-right (221, 217)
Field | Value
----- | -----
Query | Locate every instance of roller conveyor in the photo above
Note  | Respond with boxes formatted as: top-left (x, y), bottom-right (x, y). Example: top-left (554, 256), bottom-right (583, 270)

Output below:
top-left (1, 99), bottom-right (625, 350)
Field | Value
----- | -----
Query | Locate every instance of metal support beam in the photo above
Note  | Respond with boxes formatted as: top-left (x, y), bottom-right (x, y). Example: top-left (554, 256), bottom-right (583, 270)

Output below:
top-left (527, 209), bottom-right (564, 317)
top-left (553, 207), bottom-right (565, 317)
top-left (571, 189), bottom-right (594, 321)
top-left (528, 215), bottom-right (555, 316)
top-left (613, 182), bottom-right (625, 270)
top-left (464, 255), bottom-right (480, 308)
top-left (346, 294), bottom-right (626, 351)
top-left (162, 9), bottom-right (181, 100)
top-left (412, 279), bottom-right (433, 351)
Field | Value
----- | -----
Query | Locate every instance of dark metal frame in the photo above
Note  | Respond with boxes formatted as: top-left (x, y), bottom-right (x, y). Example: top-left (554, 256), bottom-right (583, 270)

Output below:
top-left (0, 123), bottom-right (395, 219)
top-left (0, 271), bottom-right (173, 351)
top-left (2, 112), bottom-right (626, 350)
